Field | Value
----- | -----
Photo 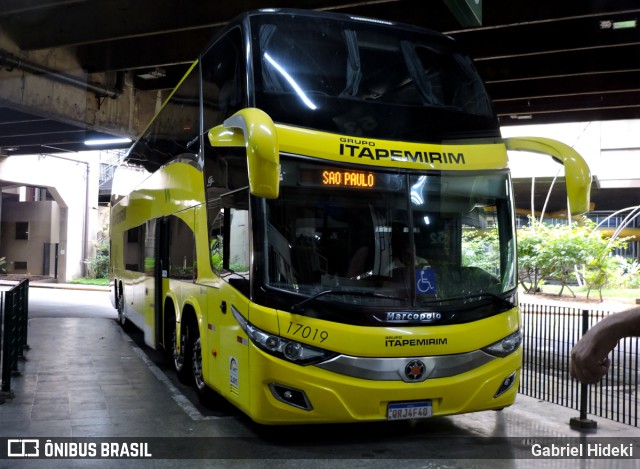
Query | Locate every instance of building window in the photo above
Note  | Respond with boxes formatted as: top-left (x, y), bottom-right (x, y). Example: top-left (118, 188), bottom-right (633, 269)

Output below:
top-left (15, 222), bottom-right (29, 240)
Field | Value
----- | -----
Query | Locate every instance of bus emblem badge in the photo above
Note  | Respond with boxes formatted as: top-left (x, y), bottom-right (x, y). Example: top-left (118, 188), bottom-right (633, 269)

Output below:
top-left (405, 359), bottom-right (426, 381)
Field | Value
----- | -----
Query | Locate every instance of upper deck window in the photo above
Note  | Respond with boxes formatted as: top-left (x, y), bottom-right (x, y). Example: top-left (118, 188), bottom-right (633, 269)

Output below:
top-left (250, 12), bottom-right (499, 142)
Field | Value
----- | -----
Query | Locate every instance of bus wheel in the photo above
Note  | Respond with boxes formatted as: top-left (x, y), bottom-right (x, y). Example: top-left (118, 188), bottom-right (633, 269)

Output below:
top-left (192, 335), bottom-right (206, 394)
top-left (173, 324), bottom-right (192, 383)
top-left (192, 331), bottom-right (215, 404)
top-left (116, 293), bottom-right (127, 328)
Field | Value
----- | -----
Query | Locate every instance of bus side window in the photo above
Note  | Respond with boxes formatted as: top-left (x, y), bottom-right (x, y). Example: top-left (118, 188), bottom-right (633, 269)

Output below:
top-left (209, 202), bottom-right (224, 274)
top-left (167, 215), bottom-right (196, 280)
top-left (201, 27), bottom-right (246, 129)
top-left (210, 188), bottom-right (250, 295)
top-left (124, 224), bottom-right (145, 272)
top-left (205, 148), bottom-right (249, 283)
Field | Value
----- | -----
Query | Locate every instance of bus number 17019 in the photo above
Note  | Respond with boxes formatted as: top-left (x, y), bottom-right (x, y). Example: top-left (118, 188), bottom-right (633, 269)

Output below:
top-left (287, 322), bottom-right (329, 343)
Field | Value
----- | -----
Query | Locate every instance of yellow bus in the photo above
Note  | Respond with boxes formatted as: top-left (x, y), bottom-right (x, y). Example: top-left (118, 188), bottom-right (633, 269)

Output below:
top-left (110, 8), bottom-right (591, 424)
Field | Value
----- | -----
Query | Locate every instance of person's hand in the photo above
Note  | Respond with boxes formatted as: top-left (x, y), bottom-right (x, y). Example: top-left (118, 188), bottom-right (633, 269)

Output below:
top-left (570, 321), bottom-right (617, 384)
top-left (571, 307), bottom-right (640, 384)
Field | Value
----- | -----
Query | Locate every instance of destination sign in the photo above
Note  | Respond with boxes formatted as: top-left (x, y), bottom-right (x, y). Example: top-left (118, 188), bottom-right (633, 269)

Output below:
top-left (299, 168), bottom-right (375, 189)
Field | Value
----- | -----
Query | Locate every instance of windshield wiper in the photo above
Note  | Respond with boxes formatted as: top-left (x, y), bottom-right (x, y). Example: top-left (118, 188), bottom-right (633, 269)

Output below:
top-left (468, 292), bottom-right (515, 309)
top-left (420, 292), bottom-right (515, 309)
top-left (221, 268), bottom-right (249, 282)
top-left (290, 289), bottom-right (403, 313)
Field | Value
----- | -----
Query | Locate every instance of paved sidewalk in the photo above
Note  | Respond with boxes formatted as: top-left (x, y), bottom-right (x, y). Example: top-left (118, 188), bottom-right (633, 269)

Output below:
top-left (0, 317), bottom-right (248, 439)
top-left (1, 291), bottom-right (640, 467)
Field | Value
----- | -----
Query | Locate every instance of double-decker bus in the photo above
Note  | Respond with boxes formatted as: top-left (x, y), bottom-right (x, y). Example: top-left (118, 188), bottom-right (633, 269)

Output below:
top-left (110, 8), bottom-right (591, 424)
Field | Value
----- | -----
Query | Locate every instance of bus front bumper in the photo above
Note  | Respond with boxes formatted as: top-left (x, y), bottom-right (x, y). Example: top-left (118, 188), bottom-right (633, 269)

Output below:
top-left (245, 345), bottom-right (521, 424)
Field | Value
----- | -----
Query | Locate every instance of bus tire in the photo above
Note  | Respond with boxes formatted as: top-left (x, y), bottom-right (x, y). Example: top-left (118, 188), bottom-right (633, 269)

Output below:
top-left (173, 322), bottom-right (193, 384)
top-left (192, 331), bottom-right (213, 403)
top-left (191, 329), bottom-right (219, 406)
top-left (163, 312), bottom-right (176, 360)
top-left (116, 291), bottom-right (128, 329)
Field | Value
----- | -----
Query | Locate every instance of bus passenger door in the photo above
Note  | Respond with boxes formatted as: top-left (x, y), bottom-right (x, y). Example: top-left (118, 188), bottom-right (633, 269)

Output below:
top-left (215, 281), bottom-right (250, 407)
top-left (205, 188), bottom-right (252, 407)
top-left (155, 217), bottom-right (170, 352)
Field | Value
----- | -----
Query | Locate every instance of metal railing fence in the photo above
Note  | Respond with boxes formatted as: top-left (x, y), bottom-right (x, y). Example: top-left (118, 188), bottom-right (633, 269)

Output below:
top-left (519, 302), bottom-right (639, 427)
top-left (1, 279), bottom-right (30, 395)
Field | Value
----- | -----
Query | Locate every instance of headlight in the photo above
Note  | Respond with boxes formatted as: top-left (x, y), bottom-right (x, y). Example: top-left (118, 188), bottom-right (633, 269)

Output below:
top-left (482, 330), bottom-right (522, 357)
top-left (232, 307), bottom-right (336, 365)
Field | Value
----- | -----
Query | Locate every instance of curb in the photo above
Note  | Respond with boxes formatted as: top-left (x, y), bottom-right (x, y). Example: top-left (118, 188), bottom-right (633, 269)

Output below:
top-left (0, 280), bottom-right (109, 292)
top-left (31, 282), bottom-right (109, 292)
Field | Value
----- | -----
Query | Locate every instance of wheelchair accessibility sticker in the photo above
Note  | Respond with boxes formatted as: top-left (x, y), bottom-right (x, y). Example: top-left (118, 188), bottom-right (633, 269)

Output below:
top-left (415, 269), bottom-right (436, 294)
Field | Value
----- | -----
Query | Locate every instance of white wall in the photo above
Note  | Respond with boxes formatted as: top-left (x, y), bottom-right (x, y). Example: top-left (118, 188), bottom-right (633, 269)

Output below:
top-left (502, 120), bottom-right (640, 190)
top-left (0, 152), bottom-right (100, 281)
top-left (0, 201), bottom-right (57, 274)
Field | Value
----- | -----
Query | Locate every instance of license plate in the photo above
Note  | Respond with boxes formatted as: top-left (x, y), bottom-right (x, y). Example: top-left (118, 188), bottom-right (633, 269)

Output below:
top-left (387, 401), bottom-right (432, 420)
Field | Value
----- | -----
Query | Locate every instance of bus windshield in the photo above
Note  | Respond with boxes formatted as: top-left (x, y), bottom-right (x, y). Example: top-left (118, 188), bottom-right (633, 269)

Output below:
top-left (250, 11), bottom-right (499, 142)
top-left (262, 157), bottom-right (517, 310)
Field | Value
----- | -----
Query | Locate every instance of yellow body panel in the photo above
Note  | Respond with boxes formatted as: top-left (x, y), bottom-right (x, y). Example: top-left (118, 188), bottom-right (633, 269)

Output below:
top-left (277, 124), bottom-right (508, 171)
top-left (111, 161), bottom-right (205, 233)
top-left (110, 160), bottom-right (206, 346)
top-left (198, 299), bottom-right (521, 424)
top-left (206, 284), bottom-right (251, 408)
top-left (276, 309), bottom-right (520, 357)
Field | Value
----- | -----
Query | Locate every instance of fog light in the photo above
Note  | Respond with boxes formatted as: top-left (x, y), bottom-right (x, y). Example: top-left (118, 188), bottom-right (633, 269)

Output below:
top-left (269, 383), bottom-right (313, 410)
top-left (494, 371), bottom-right (517, 398)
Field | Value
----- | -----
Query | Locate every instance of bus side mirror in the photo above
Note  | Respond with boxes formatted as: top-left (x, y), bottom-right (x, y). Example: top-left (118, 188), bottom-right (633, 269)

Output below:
top-left (207, 108), bottom-right (280, 199)
top-left (504, 137), bottom-right (592, 215)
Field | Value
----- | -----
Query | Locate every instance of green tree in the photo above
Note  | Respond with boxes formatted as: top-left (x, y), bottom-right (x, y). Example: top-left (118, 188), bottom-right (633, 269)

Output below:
top-left (579, 221), bottom-right (630, 301)
top-left (86, 237), bottom-right (110, 279)
top-left (516, 220), bottom-right (556, 294)
top-left (461, 228), bottom-right (499, 275)
top-left (616, 258), bottom-right (640, 289)
top-left (544, 223), bottom-right (586, 297)
top-left (517, 217), bottom-right (631, 301)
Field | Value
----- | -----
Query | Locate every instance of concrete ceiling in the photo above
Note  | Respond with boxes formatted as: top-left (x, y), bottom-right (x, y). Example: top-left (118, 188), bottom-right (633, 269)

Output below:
top-left (0, 0), bottom-right (639, 155)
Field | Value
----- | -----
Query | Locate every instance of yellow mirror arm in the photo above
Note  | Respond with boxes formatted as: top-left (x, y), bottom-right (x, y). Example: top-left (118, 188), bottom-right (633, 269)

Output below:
top-left (208, 108), bottom-right (280, 199)
top-left (504, 137), bottom-right (592, 215)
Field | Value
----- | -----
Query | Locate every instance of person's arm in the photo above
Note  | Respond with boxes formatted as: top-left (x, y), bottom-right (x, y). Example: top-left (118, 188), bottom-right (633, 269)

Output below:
top-left (570, 306), bottom-right (640, 384)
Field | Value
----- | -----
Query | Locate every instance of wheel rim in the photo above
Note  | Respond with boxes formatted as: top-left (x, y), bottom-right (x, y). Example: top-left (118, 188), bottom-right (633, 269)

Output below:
top-left (193, 337), bottom-right (205, 391)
